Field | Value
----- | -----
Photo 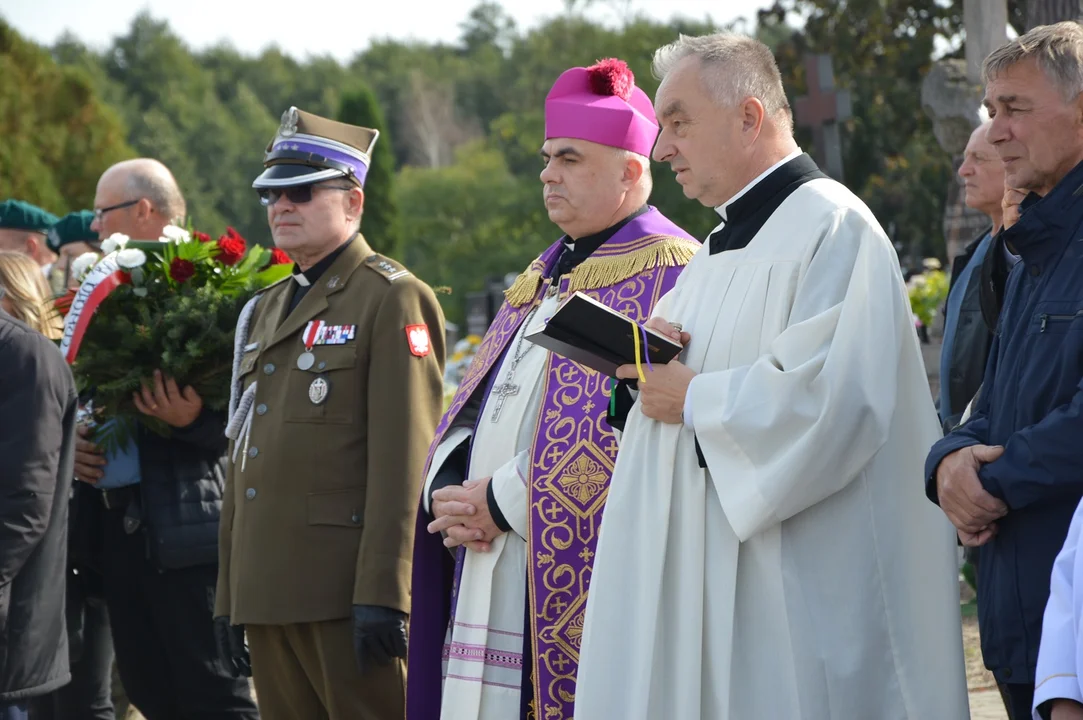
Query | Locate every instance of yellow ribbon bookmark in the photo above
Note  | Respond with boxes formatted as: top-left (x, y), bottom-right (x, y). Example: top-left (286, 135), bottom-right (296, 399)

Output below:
top-left (631, 318), bottom-right (647, 383)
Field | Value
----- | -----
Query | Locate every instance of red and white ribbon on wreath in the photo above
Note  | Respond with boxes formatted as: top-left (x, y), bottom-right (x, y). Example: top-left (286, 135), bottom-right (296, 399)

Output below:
top-left (59, 255), bottom-right (127, 364)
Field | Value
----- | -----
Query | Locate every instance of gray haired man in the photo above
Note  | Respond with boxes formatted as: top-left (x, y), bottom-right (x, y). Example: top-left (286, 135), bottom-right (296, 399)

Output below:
top-left (924, 21), bottom-right (1083, 720)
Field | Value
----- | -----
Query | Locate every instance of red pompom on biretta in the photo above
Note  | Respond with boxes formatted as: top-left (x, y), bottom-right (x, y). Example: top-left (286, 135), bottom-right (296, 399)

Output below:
top-left (587, 58), bottom-right (635, 101)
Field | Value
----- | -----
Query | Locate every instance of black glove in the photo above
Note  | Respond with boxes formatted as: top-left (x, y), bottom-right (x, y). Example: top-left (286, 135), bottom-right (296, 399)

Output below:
top-left (213, 616), bottom-right (252, 678)
top-left (352, 604), bottom-right (408, 673)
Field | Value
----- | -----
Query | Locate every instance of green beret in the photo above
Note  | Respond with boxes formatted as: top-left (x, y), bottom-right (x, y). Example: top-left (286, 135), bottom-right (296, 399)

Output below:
top-left (46, 210), bottom-right (97, 252)
top-left (0, 199), bottom-right (58, 234)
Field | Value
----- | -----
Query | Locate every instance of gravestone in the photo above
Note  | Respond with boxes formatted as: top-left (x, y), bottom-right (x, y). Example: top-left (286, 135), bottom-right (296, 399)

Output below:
top-left (794, 54), bottom-right (852, 181)
top-left (922, 0), bottom-right (1008, 263)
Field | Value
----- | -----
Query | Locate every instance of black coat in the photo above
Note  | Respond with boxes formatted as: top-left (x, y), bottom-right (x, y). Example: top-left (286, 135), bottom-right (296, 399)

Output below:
top-left (69, 409), bottom-right (227, 573)
top-left (0, 314), bottom-right (77, 701)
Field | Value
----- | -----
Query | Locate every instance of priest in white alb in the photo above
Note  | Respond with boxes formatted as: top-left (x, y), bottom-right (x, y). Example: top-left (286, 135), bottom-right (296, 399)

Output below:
top-left (574, 33), bottom-right (970, 719)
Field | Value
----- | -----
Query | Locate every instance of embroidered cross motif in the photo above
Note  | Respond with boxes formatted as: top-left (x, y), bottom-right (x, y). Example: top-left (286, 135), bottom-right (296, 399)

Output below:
top-left (605, 440), bottom-right (619, 459)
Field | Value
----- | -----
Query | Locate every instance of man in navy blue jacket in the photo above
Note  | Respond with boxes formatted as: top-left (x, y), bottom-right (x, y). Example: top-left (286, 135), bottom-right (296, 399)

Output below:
top-left (925, 22), bottom-right (1083, 720)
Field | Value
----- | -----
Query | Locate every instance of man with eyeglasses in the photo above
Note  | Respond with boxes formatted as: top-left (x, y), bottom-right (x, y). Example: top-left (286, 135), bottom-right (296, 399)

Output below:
top-left (215, 107), bottom-right (445, 719)
top-left (69, 157), bottom-right (259, 719)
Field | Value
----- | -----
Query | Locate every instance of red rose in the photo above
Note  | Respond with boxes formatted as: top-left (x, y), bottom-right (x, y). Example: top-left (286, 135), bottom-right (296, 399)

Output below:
top-left (216, 237), bottom-right (246, 266)
top-left (193, 231), bottom-right (212, 243)
top-left (269, 248), bottom-right (291, 265)
top-left (169, 258), bottom-right (196, 283)
top-left (118, 271), bottom-right (132, 284)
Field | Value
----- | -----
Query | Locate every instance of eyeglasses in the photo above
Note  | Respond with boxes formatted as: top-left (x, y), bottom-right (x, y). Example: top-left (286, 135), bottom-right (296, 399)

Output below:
top-left (93, 199), bottom-right (141, 222)
top-left (257, 184), bottom-right (352, 207)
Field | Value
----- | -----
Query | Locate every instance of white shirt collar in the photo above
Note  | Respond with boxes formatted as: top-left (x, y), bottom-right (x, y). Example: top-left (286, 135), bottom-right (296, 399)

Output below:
top-left (714, 149), bottom-right (803, 222)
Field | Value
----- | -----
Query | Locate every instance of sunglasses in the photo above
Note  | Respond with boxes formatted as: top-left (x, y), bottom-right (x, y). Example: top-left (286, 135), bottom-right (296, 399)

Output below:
top-left (257, 184), bottom-right (352, 207)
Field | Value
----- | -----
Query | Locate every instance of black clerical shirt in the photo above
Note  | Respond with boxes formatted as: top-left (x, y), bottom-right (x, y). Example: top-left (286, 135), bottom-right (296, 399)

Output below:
top-left (287, 235), bottom-right (355, 313)
top-left (549, 205), bottom-right (648, 283)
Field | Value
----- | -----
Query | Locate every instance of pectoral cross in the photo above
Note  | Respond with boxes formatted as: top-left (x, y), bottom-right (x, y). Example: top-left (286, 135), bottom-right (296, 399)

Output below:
top-left (490, 378), bottom-right (520, 422)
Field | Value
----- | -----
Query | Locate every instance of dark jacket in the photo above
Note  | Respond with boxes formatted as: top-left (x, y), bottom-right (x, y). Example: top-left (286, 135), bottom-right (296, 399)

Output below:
top-left (71, 408), bottom-right (227, 573)
top-left (940, 229), bottom-right (996, 430)
top-left (925, 159), bottom-right (1083, 685)
top-left (0, 314), bottom-right (78, 701)
top-left (136, 410), bottom-right (227, 570)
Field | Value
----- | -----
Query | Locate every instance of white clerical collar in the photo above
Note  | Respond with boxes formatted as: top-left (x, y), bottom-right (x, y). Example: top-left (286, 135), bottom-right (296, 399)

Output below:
top-left (715, 148), bottom-right (803, 222)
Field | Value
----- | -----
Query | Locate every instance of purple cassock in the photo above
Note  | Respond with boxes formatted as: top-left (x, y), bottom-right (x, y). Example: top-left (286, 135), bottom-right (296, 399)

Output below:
top-left (407, 206), bottom-right (699, 720)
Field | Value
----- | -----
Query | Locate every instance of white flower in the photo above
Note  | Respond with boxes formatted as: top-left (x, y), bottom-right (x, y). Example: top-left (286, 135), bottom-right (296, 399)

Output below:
top-left (100, 233), bottom-right (130, 254)
top-left (116, 248), bottom-right (147, 269)
top-left (160, 225), bottom-right (190, 243)
top-left (70, 252), bottom-right (100, 282)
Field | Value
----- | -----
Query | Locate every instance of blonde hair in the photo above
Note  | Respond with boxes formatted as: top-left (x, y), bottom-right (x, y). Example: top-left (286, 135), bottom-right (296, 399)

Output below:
top-left (0, 251), bottom-right (63, 339)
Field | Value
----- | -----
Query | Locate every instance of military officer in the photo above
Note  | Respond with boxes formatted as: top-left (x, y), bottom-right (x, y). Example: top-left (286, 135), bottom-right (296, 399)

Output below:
top-left (215, 107), bottom-right (446, 719)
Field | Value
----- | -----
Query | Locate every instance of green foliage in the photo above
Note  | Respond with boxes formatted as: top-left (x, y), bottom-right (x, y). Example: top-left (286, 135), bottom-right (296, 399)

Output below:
top-left (15, 3), bottom-right (965, 321)
top-left (907, 265), bottom-right (949, 327)
top-left (764, 0), bottom-right (962, 260)
top-left (337, 85), bottom-right (402, 255)
top-left (0, 19), bottom-right (133, 213)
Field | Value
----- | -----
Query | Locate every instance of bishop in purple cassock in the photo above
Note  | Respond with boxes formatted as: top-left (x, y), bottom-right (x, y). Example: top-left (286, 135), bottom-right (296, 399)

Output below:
top-left (406, 59), bottom-right (699, 720)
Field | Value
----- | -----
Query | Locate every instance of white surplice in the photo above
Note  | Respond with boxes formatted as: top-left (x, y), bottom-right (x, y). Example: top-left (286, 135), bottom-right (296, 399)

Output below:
top-left (576, 177), bottom-right (970, 719)
top-left (1033, 498), bottom-right (1083, 719)
top-left (422, 289), bottom-right (562, 720)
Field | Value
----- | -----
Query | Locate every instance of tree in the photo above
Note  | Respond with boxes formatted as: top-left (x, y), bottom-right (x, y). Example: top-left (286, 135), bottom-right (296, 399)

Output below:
top-left (0, 20), bottom-right (133, 213)
top-left (765, 0), bottom-right (964, 260)
top-left (337, 85), bottom-right (403, 256)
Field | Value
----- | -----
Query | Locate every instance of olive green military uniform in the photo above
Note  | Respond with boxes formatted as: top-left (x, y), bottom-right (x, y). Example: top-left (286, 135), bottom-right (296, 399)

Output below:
top-left (216, 235), bottom-right (445, 718)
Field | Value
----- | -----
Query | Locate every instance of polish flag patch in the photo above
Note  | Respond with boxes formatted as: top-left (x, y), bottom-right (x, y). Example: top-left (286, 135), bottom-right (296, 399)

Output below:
top-left (406, 324), bottom-right (431, 357)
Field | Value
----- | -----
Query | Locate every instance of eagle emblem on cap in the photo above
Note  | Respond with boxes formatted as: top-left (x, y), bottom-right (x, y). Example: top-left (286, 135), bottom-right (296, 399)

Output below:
top-left (279, 107), bottom-right (299, 138)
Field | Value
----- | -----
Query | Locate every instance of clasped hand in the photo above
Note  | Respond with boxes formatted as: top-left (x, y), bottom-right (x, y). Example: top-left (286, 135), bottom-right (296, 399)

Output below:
top-left (427, 477), bottom-right (501, 553)
top-left (935, 444), bottom-right (1008, 547)
top-left (614, 317), bottom-right (695, 425)
top-left (74, 370), bottom-right (203, 484)
top-left (132, 369), bottom-right (203, 428)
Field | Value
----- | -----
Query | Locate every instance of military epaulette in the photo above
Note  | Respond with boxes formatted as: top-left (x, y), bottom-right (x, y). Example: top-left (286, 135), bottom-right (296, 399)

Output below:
top-left (364, 254), bottom-right (412, 283)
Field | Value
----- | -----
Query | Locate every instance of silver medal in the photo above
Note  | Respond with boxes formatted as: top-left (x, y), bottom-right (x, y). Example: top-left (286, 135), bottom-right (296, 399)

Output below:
top-left (308, 377), bottom-right (329, 405)
top-left (297, 351), bottom-right (315, 370)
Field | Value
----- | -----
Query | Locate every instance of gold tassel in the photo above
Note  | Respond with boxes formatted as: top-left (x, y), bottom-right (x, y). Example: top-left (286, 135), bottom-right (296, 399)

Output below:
top-left (503, 267), bottom-right (543, 307)
top-left (567, 236), bottom-right (700, 294)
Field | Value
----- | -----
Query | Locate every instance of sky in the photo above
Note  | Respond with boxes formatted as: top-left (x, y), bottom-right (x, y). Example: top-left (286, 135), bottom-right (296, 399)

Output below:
top-left (0, 0), bottom-right (778, 62)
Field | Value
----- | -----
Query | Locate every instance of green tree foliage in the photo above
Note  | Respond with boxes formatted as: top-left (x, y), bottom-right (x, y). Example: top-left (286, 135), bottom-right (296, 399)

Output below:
top-left (761, 0), bottom-right (963, 260)
top-left (7, 2), bottom-right (968, 317)
top-left (337, 85), bottom-right (402, 255)
top-left (0, 19), bottom-right (133, 213)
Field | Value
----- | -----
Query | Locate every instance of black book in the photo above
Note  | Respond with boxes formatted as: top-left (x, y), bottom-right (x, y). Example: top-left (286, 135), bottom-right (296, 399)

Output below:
top-left (524, 291), bottom-right (683, 376)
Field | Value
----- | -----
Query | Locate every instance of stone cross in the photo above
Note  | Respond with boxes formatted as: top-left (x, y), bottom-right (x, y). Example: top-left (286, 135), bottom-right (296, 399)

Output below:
top-left (794, 54), bottom-right (852, 181)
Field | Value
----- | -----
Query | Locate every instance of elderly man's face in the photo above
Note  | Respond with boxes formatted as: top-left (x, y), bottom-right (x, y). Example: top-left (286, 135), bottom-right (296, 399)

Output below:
top-left (265, 181), bottom-right (360, 263)
top-left (958, 123), bottom-right (1005, 218)
top-left (653, 55), bottom-right (748, 208)
top-left (985, 57), bottom-right (1083, 195)
top-left (90, 171), bottom-right (165, 241)
top-left (539, 138), bottom-right (630, 238)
